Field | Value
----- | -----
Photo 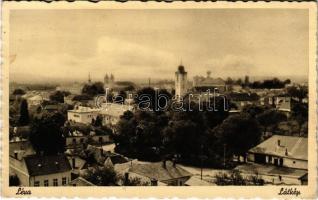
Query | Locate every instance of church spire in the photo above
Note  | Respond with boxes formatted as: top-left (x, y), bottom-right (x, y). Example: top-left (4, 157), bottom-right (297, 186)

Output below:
top-left (88, 72), bottom-right (92, 83)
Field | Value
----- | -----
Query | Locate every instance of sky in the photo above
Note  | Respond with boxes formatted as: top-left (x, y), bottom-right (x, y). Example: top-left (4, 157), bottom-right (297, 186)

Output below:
top-left (9, 9), bottom-right (309, 83)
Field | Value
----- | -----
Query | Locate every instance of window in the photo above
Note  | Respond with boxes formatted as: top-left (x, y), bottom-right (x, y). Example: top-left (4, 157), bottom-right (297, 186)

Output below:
top-left (44, 180), bottom-right (49, 187)
top-left (34, 181), bottom-right (40, 187)
top-left (62, 177), bottom-right (67, 185)
top-left (72, 138), bottom-right (76, 144)
top-left (53, 179), bottom-right (58, 186)
top-left (268, 156), bottom-right (272, 163)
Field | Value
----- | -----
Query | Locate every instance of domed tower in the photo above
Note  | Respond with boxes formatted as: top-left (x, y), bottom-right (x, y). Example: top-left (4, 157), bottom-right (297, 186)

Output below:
top-left (175, 64), bottom-right (188, 100)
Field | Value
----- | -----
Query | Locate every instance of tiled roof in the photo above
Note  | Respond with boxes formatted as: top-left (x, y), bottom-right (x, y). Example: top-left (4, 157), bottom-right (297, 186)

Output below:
top-left (249, 135), bottom-right (307, 160)
top-left (129, 161), bottom-right (192, 181)
top-left (68, 177), bottom-right (95, 186)
top-left (24, 154), bottom-right (72, 176)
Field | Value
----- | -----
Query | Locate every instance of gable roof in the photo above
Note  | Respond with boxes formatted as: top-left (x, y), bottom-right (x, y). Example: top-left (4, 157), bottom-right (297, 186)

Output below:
top-left (68, 177), bottom-right (95, 186)
top-left (24, 154), bottom-right (72, 176)
top-left (129, 161), bottom-right (192, 181)
top-left (249, 135), bottom-right (308, 160)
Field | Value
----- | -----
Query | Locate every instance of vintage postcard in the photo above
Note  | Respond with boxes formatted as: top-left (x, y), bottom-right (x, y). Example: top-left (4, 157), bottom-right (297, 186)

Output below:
top-left (1, 1), bottom-right (317, 198)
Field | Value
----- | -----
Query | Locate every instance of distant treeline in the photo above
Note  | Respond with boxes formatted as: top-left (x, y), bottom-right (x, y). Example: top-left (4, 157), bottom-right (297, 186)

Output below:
top-left (16, 83), bottom-right (58, 91)
top-left (246, 78), bottom-right (291, 89)
top-left (226, 77), bottom-right (291, 89)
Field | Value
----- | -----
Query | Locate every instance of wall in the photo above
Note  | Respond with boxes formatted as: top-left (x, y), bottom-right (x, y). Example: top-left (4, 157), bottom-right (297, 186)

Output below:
top-left (248, 153), bottom-right (307, 170)
top-left (284, 158), bottom-right (307, 170)
top-left (66, 136), bottom-right (88, 147)
top-left (67, 111), bottom-right (98, 124)
top-left (29, 171), bottom-right (71, 187)
top-left (91, 135), bottom-right (111, 144)
top-left (9, 157), bottom-right (30, 186)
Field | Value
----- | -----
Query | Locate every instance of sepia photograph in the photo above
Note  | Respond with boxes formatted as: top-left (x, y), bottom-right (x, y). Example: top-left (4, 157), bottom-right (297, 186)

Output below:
top-left (2, 1), bottom-right (317, 198)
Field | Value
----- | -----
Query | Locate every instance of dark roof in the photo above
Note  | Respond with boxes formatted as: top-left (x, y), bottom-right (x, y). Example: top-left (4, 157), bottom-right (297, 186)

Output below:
top-left (249, 135), bottom-right (308, 160)
top-left (177, 65), bottom-right (186, 74)
top-left (24, 154), bottom-right (72, 176)
top-left (227, 92), bottom-right (260, 101)
top-left (129, 161), bottom-right (192, 181)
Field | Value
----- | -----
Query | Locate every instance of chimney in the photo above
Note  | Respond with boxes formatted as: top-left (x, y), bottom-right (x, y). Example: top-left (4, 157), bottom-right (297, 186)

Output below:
top-left (14, 152), bottom-right (18, 160)
top-left (100, 148), bottom-right (104, 156)
top-left (150, 178), bottom-right (158, 186)
top-left (277, 139), bottom-right (281, 146)
top-left (285, 148), bottom-right (288, 156)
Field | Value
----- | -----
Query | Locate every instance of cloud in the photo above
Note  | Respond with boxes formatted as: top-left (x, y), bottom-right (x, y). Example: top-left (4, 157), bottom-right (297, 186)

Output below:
top-left (84, 37), bottom-right (178, 79)
top-left (201, 55), bottom-right (255, 77)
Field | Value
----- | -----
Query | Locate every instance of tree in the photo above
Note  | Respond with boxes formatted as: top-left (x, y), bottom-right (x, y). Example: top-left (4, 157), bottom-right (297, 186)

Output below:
top-left (19, 99), bottom-right (29, 126)
top-left (29, 111), bottom-right (66, 155)
top-left (83, 166), bottom-right (117, 186)
top-left (82, 82), bottom-right (105, 97)
top-left (134, 87), bottom-right (172, 111)
top-left (215, 170), bottom-right (264, 185)
top-left (13, 88), bottom-right (26, 95)
top-left (93, 115), bottom-right (103, 127)
top-left (291, 102), bottom-right (308, 136)
top-left (225, 77), bottom-right (234, 85)
top-left (242, 104), bottom-right (266, 118)
top-left (72, 94), bottom-right (93, 101)
top-left (113, 90), bottom-right (127, 104)
top-left (215, 170), bottom-right (247, 185)
top-left (287, 86), bottom-right (308, 103)
top-left (256, 109), bottom-right (287, 135)
top-left (49, 90), bottom-right (70, 103)
top-left (214, 113), bottom-right (262, 162)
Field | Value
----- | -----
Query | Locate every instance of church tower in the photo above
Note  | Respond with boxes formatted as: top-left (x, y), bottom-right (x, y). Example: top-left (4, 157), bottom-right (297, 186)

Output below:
top-left (104, 74), bottom-right (109, 85)
top-left (175, 64), bottom-right (187, 100)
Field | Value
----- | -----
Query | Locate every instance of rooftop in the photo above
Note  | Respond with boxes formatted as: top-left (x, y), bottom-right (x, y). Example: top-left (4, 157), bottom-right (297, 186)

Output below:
top-left (129, 161), bottom-right (192, 181)
top-left (24, 154), bottom-right (72, 176)
top-left (249, 135), bottom-right (308, 161)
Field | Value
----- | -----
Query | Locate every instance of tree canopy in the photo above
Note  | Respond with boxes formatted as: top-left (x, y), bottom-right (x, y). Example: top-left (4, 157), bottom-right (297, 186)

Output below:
top-left (29, 111), bottom-right (66, 155)
top-left (82, 82), bottom-right (105, 97)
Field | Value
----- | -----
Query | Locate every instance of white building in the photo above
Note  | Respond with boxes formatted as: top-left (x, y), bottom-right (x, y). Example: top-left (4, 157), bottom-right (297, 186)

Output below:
top-left (247, 135), bottom-right (307, 169)
top-left (236, 135), bottom-right (308, 185)
top-left (175, 65), bottom-right (188, 100)
top-left (99, 103), bottom-right (134, 127)
top-left (67, 106), bottom-right (100, 125)
top-left (10, 154), bottom-right (72, 187)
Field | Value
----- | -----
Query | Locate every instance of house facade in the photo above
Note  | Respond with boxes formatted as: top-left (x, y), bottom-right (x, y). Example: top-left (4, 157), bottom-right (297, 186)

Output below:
top-left (10, 154), bottom-right (72, 187)
top-left (247, 135), bottom-right (307, 169)
top-left (67, 106), bottom-right (99, 125)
